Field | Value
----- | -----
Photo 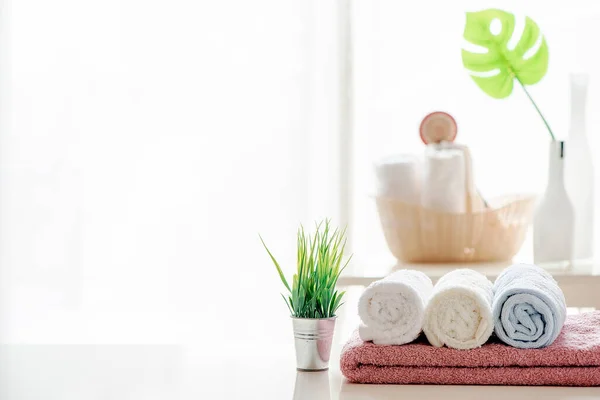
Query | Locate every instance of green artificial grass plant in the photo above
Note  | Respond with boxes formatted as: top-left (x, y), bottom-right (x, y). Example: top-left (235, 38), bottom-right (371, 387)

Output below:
top-left (462, 9), bottom-right (555, 140)
top-left (260, 220), bottom-right (351, 319)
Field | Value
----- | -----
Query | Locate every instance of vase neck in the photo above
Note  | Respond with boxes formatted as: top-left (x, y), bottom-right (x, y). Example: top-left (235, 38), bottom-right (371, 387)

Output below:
top-left (547, 141), bottom-right (566, 189)
top-left (569, 73), bottom-right (588, 138)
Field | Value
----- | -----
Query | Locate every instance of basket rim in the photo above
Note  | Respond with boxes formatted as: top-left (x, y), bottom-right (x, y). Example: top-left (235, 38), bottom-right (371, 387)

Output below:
top-left (373, 193), bottom-right (537, 216)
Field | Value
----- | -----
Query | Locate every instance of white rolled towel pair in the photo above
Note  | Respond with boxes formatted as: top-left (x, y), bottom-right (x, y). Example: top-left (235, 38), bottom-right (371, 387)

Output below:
top-left (358, 270), bottom-right (433, 345)
top-left (358, 269), bottom-right (495, 349)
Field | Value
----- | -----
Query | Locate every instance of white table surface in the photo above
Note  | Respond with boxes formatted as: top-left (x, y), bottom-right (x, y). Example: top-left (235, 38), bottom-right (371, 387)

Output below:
top-left (2, 343), bottom-right (600, 400)
top-left (1, 285), bottom-right (599, 399)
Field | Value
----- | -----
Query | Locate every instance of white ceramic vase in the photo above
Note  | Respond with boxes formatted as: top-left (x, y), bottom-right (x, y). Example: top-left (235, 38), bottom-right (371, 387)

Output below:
top-left (534, 141), bottom-right (575, 264)
top-left (564, 73), bottom-right (595, 260)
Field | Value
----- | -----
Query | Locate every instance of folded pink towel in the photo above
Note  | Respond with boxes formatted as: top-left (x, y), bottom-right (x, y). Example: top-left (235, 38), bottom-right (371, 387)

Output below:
top-left (340, 311), bottom-right (600, 386)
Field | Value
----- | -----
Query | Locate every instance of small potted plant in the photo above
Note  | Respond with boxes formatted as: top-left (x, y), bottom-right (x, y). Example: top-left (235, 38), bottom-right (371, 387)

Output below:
top-left (260, 220), bottom-right (351, 371)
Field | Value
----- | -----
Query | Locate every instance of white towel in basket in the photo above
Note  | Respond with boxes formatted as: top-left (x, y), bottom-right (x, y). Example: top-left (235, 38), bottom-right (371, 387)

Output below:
top-left (358, 270), bottom-right (433, 345)
top-left (374, 154), bottom-right (421, 204)
top-left (421, 144), bottom-right (466, 213)
top-left (421, 142), bottom-right (485, 213)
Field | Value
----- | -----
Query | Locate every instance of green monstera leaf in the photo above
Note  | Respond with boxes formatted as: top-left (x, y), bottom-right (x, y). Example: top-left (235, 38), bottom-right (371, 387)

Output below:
top-left (462, 9), bottom-right (554, 139)
top-left (462, 9), bottom-right (548, 98)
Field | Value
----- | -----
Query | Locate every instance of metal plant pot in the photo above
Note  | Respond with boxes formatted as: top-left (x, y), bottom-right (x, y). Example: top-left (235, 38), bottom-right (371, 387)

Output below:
top-left (291, 316), bottom-right (336, 371)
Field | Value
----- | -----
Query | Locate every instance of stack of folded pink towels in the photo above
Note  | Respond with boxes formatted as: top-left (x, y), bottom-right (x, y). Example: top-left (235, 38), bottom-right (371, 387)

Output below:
top-left (341, 264), bottom-right (600, 386)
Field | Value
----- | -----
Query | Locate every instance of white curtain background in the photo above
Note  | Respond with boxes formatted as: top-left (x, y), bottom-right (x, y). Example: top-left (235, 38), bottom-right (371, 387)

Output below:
top-left (3, 0), bottom-right (600, 343)
top-left (0, 1), bottom-right (342, 343)
top-left (352, 0), bottom-right (600, 266)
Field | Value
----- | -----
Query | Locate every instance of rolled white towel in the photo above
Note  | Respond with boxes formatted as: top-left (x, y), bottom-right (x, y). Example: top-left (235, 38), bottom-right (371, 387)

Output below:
top-left (423, 269), bottom-right (494, 349)
top-left (374, 154), bottom-right (421, 204)
top-left (421, 144), bottom-right (466, 213)
top-left (358, 270), bottom-right (433, 345)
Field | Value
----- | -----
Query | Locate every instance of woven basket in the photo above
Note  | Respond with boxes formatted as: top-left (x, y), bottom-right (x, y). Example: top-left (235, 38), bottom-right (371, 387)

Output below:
top-left (375, 194), bottom-right (536, 263)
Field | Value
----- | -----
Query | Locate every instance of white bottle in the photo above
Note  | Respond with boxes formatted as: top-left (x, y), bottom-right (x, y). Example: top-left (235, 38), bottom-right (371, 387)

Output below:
top-left (534, 141), bottom-right (575, 264)
top-left (564, 73), bottom-right (595, 260)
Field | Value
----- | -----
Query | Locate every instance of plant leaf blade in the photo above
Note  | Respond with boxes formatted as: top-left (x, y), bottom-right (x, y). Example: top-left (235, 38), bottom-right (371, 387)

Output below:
top-left (259, 235), bottom-right (291, 292)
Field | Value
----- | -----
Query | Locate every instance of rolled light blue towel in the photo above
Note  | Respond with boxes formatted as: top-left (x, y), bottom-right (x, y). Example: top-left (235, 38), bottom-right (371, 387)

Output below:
top-left (492, 263), bottom-right (566, 349)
